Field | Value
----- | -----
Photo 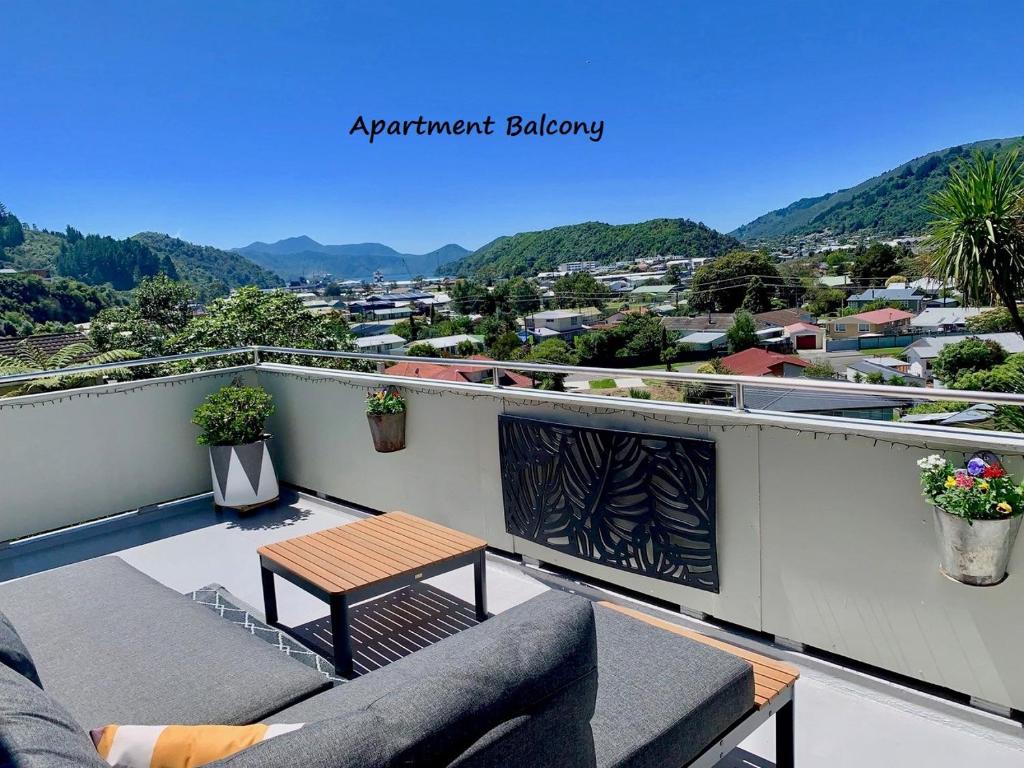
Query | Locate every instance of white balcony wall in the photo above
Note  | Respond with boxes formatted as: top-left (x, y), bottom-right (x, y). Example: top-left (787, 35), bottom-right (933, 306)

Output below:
top-left (0, 368), bottom-right (254, 542)
top-left (259, 365), bottom-right (1024, 711)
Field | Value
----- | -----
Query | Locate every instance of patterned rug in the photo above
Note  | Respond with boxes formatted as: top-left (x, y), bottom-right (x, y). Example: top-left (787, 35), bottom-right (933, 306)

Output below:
top-left (189, 582), bottom-right (484, 680)
top-left (189, 584), bottom-right (345, 684)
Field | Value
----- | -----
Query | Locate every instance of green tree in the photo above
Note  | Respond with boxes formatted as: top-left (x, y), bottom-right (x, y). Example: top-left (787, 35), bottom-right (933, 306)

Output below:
top-left (90, 277), bottom-right (196, 357)
top-left (803, 284), bottom-right (845, 316)
top-left (927, 150), bottom-right (1024, 337)
top-left (965, 307), bottom-right (1020, 334)
top-left (523, 338), bottom-right (577, 391)
top-left (406, 342), bottom-right (436, 357)
top-left (0, 203), bottom-right (26, 251)
top-left (552, 272), bottom-right (612, 309)
top-left (488, 331), bottom-right (523, 360)
top-left (740, 276), bottom-right (772, 313)
top-left (850, 243), bottom-right (907, 281)
top-left (725, 309), bottom-right (758, 353)
top-left (801, 360), bottom-right (835, 379)
top-left (496, 277), bottom-right (541, 313)
top-left (932, 337), bottom-right (1007, 383)
top-left (690, 251), bottom-right (779, 312)
top-left (450, 279), bottom-right (492, 314)
top-left (169, 287), bottom-right (352, 368)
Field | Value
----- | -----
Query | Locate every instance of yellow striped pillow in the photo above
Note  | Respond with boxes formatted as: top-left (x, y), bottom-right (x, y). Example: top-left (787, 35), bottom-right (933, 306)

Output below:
top-left (90, 723), bottom-right (304, 767)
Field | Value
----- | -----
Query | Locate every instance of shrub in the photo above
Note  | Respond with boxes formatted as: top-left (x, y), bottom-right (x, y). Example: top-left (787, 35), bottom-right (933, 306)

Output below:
top-left (629, 388), bottom-right (652, 399)
top-left (590, 378), bottom-right (616, 389)
top-left (192, 384), bottom-right (274, 446)
top-left (933, 337), bottom-right (1007, 383)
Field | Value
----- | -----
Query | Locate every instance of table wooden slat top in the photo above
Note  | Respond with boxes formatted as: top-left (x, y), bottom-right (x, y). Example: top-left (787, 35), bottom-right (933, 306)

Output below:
top-left (257, 511), bottom-right (487, 596)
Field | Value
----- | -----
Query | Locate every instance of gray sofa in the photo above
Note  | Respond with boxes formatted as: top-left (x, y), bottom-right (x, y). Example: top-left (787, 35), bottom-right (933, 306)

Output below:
top-left (0, 556), bottom-right (754, 767)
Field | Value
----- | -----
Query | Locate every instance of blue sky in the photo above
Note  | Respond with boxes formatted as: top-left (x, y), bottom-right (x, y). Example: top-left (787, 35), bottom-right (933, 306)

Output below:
top-left (3, 1), bottom-right (1023, 253)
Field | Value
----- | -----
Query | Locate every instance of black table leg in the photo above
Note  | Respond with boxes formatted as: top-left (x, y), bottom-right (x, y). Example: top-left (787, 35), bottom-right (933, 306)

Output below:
top-left (260, 566), bottom-right (278, 625)
top-left (474, 550), bottom-right (488, 621)
top-left (776, 697), bottom-right (795, 768)
top-left (330, 594), bottom-right (353, 678)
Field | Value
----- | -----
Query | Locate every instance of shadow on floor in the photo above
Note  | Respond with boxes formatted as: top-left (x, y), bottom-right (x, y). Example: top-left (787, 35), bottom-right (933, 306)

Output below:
top-left (223, 488), bottom-right (313, 531)
top-left (289, 583), bottom-right (483, 678)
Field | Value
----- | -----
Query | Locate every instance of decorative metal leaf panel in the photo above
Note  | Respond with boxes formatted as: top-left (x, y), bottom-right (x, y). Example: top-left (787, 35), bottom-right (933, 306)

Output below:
top-left (499, 415), bottom-right (718, 592)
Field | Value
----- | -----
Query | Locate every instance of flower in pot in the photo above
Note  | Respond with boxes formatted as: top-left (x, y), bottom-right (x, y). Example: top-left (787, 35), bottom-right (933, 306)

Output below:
top-left (193, 383), bottom-right (279, 510)
top-left (366, 388), bottom-right (406, 453)
top-left (918, 453), bottom-right (1024, 585)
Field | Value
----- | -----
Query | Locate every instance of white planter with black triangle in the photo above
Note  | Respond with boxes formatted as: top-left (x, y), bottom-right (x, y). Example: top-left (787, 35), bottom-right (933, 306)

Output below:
top-left (208, 438), bottom-right (279, 510)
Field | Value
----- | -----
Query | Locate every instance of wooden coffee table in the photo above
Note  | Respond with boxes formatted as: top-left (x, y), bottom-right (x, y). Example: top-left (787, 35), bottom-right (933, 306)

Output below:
top-left (257, 511), bottom-right (488, 677)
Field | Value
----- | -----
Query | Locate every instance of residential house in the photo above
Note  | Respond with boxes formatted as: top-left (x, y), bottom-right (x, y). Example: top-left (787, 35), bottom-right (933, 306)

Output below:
top-left (404, 334), bottom-right (484, 354)
top-left (742, 386), bottom-right (915, 421)
top-left (826, 308), bottom-right (913, 340)
top-left (845, 358), bottom-right (924, 386)
top-left (846, 288), bottom-right (927, 311)
top-left (372, 306), bottom-right (414, 321)
top-left (782, 322), bottom-right (825, 351)
top-left (752, 309), bottom-right (815, 329)
top-left (720, 348), bottom-right (810, 377)
top-left (350, 319), bottom-right (405, 337)
top-left (911, 307), bottom-right (992, 334)
top-left (354, 334), bottom-right (407, 354)
top-left (905, 332), bottom-right (1024, 379)
top-left (678, 331), bottom-right (728, 352)
top-left (524, 309), bottom-right (593, 341)
top-left (384, 355), bottom-right (532, 387)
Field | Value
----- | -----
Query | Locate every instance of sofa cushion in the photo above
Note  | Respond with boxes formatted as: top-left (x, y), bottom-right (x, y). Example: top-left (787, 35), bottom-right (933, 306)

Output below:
top-left (590, 604), bottom-right (754, 768)
top-left (236, 590), bottom-right (599, 768)
top-left (0, 610), bottom-right (43, 689)
top-left (0, 663), bottom-right (107, 768)
top-left (0, 556), bottom-right (329, 730)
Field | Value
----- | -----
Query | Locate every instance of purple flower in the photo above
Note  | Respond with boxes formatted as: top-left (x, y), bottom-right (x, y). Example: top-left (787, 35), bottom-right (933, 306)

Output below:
top-left (967, 458), bottom-right (987, 477)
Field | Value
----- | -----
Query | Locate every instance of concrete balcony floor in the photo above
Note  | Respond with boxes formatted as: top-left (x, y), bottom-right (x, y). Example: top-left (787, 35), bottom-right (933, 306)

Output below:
top-left (1, 490), bottom-right (1022, 767)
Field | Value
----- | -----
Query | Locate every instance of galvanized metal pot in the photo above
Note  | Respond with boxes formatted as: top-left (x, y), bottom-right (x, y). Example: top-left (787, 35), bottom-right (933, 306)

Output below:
top-left (209, 438), bottom-right (279, 510)
top-left (933, 507), bottom-right (1022, 586)
top-left (367, 412), bottom-right (406, 453)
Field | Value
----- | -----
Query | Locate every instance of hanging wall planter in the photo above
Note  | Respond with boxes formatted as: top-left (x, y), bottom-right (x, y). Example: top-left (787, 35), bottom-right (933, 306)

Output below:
top-left (193, 382), bottom-right (280, 511)
top-left (918, 452), bottom-right (1023, 586)
top-left (366, 388), bottom-right (407, 452)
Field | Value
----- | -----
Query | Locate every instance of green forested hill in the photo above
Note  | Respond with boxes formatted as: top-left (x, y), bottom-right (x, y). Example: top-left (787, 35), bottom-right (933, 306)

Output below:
top-left (133, 232), bottom-right (282, 300)
top-left (1, 203), bottom-right (282, 301)
top-left (732, 136), bottom-right (1024, 242)
top-left (439, 218), bottom-right (740, 278)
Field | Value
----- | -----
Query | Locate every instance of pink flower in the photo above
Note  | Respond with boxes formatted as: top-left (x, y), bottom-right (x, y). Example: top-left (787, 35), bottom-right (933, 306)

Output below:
top-left (955, 474), bottom-right (975, 489)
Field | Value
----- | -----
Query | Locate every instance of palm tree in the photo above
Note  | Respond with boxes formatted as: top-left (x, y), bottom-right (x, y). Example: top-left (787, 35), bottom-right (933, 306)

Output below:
top-left (926, 150), bottom-right (1024, 337)
top-left (0, 340), bottom-right (141, 396)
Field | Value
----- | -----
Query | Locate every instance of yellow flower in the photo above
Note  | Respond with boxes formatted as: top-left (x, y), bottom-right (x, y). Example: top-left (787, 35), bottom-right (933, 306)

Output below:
top-left (997, 501), bottom-right (1013, 514)
top-left (944, 476), bottom-right (957, 489)
top-left (978, 481), bottom-right (990, 491)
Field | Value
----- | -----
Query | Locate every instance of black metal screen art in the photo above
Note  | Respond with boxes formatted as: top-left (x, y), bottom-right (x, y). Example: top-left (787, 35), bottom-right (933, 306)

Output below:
top-left (499, 415), bottom-right (719, 592)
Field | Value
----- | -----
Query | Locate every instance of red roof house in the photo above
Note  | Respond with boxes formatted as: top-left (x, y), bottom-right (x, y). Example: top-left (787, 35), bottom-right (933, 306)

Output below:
top-left (720, 347), bottom-right (810, 377)
top-left (384, 356), bottom-right (533, 387)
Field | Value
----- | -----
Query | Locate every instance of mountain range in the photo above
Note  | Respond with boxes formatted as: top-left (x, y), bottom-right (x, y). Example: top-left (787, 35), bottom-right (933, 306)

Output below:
top-left (731, 136), bottom-right (1024, 242)
top-left (233, 238), bottom-right (470, 281)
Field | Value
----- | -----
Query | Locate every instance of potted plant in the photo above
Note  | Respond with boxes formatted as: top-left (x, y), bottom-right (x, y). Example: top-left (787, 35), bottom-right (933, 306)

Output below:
top-left (366, 387), bottom-right (406, 452)
top-left (192, 383), bottom-right (279, 510)
top-left (918, 453), bottom-right (1024, 585)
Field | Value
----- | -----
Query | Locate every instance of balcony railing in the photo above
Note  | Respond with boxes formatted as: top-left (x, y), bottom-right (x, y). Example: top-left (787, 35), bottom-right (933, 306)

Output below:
top-left (3, 345), bottom-right (1024, 713)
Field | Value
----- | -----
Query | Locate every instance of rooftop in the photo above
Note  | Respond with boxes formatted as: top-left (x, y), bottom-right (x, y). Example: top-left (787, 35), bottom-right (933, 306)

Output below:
top-left (721, 347), bottom-right (809, 376)
top-left (848, 307), bottom-right (915, 324)
top-left (3, 347), bottom-right (1024, 767)
top-left (907, 332), bottom-right (1024, 359)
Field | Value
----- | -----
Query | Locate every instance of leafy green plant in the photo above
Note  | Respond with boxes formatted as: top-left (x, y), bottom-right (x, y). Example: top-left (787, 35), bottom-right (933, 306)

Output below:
top-left (918, 454), bottom-right (1024, 520)
top-left (629, 388), bottom-right (651, 399)
top-left (590, 378), bottom-right (616, 389)
top-left (927, 150), bottom-right (1024, 338)
top-left (0, 339), bottom-right (140, 396)
top-left (192, 384), bottom-right (275, 446)
top-left (366, 388), bottom-right (406, 415)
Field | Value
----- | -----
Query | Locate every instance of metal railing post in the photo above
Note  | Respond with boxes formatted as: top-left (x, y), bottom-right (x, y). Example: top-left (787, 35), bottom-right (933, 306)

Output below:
top-left (735, 381), bottom-right (746, 411)
top-left (252, 347), bottom-right (261, 366)
top-left (493, 366), bottom-right (503, 388)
